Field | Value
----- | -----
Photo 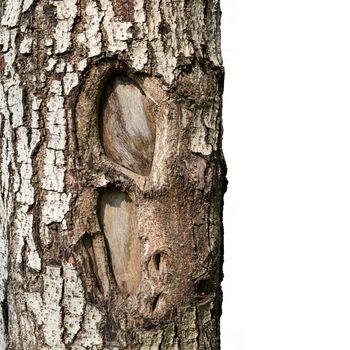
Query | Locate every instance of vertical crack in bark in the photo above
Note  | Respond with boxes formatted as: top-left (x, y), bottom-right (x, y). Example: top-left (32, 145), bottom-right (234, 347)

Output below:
top-left (81, 233), bottom-right (110, 297)
top-left (194, 304), bottom-right (201, 350)
top-left (60, 265), bottom-right (67, 346)
top-left (0, 286), bottom-right (8, 336)
top-left (82, 234), bottom-right (102, 293)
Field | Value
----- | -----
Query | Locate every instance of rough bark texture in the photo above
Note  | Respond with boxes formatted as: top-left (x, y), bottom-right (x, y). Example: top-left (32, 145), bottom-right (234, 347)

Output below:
top-left (0, 0), bottom-right (225, 349)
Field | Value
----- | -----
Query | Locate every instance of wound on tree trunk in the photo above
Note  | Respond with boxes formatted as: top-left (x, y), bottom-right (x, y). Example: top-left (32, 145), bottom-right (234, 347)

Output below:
top-left (99, 76), bottom-right (156, 176)
top-left (98, 190), bottom-right (142, 295)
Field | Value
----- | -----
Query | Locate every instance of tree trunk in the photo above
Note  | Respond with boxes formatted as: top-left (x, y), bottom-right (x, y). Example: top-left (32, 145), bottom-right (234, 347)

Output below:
top-left (0, 0), bottom-right (225, 349)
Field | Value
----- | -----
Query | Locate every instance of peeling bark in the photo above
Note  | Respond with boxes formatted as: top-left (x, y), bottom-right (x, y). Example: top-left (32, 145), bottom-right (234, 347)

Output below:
top-left (0, 0), bottom-right (225, 349)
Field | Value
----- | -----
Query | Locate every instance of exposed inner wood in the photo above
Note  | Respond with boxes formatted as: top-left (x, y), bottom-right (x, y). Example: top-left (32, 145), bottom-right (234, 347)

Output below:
top-left (99, 76), bottom-right (156, 176)
top-left (98, 190), bottom-right (142, 295)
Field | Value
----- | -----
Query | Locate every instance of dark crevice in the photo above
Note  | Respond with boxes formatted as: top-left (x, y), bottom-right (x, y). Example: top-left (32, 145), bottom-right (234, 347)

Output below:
top-left (151, 293), bottom-right (161, 312)
top-left (1, 286), bottom-right (8, 335)
top-left (153, 252), bottom-right (161, 271)
top-left (82, 234), bottom-right (104, 295)
top-left (58, 266), bottom-right (66, 346)
top-left (194, 277), bottom-right (215, 298)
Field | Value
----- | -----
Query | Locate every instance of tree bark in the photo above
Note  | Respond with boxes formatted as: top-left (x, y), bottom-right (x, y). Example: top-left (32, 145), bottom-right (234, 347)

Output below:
top-left (0, 0), bottom-right (225, 349)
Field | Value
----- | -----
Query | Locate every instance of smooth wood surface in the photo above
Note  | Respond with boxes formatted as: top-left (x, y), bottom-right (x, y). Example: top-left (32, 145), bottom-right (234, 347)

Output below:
top-left (100, 77), bottom-right (155, 176)
top-left (99, 190), bottom-right (141, 295)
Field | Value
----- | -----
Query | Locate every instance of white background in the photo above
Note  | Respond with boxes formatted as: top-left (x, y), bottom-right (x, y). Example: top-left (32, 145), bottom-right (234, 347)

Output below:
top-left (221, 1), bottom-right (350, 349)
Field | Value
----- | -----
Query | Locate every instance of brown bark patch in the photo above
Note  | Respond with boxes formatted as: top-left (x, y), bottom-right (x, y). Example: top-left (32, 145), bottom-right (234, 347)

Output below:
top-left (113, 0), bottom-right (135, 22)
